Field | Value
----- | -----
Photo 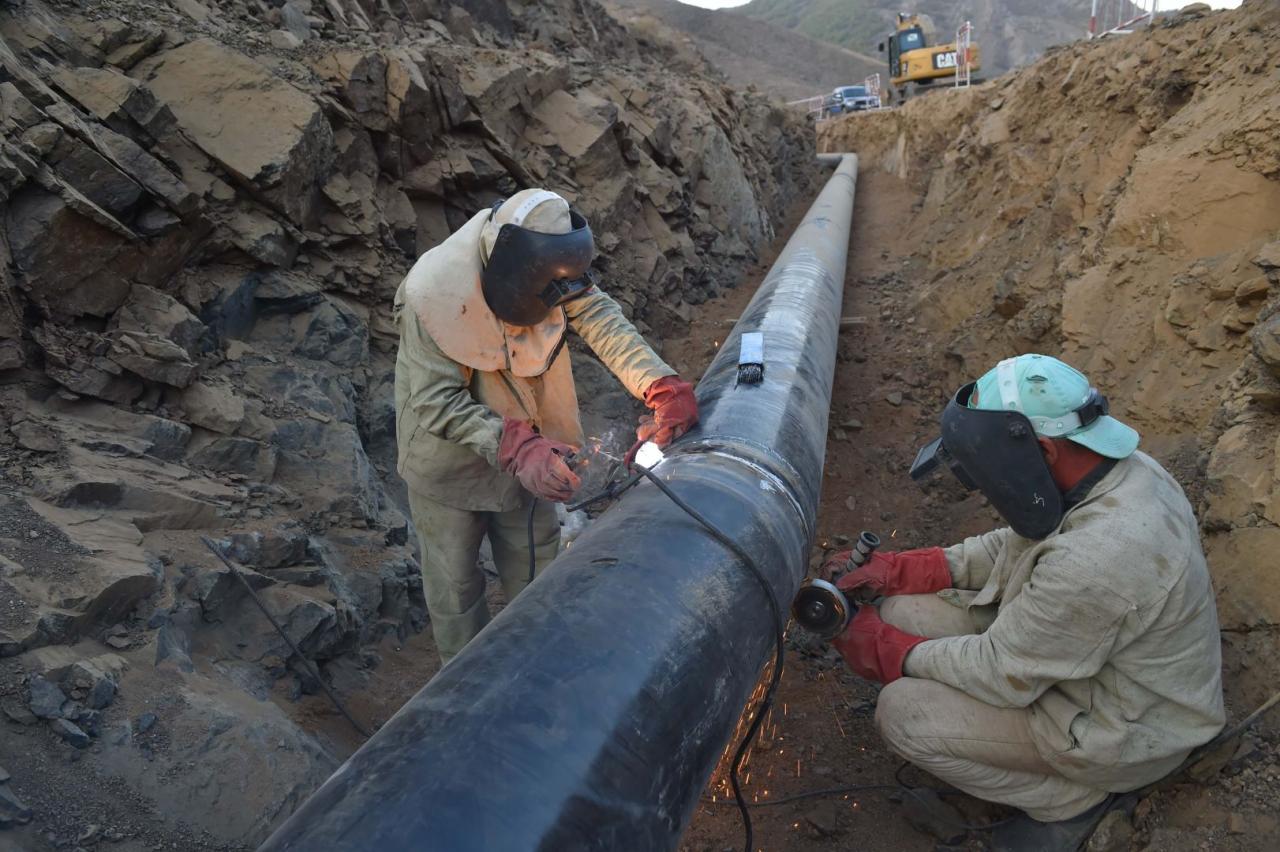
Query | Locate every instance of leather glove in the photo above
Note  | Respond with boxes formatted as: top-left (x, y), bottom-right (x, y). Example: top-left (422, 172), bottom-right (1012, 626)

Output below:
top-left (497, 417), bottom-right (581, 503)
top-left (637, 376), bottom-right (699, 447)
top-left (827, 547), bottom-right (952, 599)
top-left (832, 606), bottom-right (927, 684)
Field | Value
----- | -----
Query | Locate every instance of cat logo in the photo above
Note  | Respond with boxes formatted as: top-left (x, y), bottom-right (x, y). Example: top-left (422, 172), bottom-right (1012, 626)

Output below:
top-left (933, 51), bottom-right (958, 70)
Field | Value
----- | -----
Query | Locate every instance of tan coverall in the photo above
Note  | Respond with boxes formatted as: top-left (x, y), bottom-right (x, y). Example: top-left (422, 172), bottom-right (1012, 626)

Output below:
top-left (394, 209), bottom-right (674, 662)
top-left (875, 451), bottom-right (1225, 821)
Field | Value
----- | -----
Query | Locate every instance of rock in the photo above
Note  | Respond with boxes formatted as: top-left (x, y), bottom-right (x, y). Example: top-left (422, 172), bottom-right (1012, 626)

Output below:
top-left (886, 391), bottom-right (904, 406)
top-left (1176, 3), bottom-right (1212, 19)
top-left (1, 698), bottom-right (37, 726)
top-left (135, 39), bottom-right (335, 226)
top-left (11, 420), bottom-right (60, 452)
top-left (0, 765), bottom-right (8, 783)
top-left (1227, 811), bottom-right (1247, 834)
top-left (841, 418), bottom-right (863, 430)
top-left (1251, 312), bottom-right (1280, 376)
top-left (899, 787), bottom-right (966, 844)
top-left (222, 529), bottom-right (309, 570)
top-left (280, 2), bottom-right (312, 41)
top-left (62, 660), bottom-right (118, 710)
top-left (50, 717), bottom-right (91, 748)
top-left (111, 284), bottom-right (207, 356)
top-left (1255, 241), bottom-right (1280, 278)
top-left (190, 436), bottom-right (278, 480)
top-left (136, 711), bottom-right (158, 733)
top-left (1086, 809), bottom-right (1135, 852)
top-left (223, 208), bottom-right (299, 268)
top-left (27, 674), bottom-right (69, 719)
top-left (844, 496), bottom-right (857, 512)
top-left (269, 30), bottom-right (303, 51)
top-left (0, 783), bottom-right (33, 827)
top-left (108, 331), bottom-right (199, 387)
top-left (176, 381), bottom-right (246, 434)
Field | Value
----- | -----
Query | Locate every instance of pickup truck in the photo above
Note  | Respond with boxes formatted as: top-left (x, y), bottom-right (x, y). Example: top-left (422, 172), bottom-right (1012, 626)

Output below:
top-left (821, 85), bottom-right (881, 118)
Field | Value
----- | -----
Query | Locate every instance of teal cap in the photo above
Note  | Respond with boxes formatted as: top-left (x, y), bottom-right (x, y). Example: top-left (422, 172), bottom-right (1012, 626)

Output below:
top-left (970, 354), bottom-right (1140, 460)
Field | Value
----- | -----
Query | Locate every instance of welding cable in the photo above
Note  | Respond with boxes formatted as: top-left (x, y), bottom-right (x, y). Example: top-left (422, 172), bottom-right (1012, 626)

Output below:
top-left (630, 464), bottom-right (786, 852)
top-left (200, 537), bottom-right (372, 739)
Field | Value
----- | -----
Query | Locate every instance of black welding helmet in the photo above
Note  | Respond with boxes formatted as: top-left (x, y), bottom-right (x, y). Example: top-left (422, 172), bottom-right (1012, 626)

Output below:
top-left (911, 354), bottom-right (1137, 540)
top-left (911, 382), bottom-right (1065, 539)
top-left (481, 190), bottom-right (595, 327)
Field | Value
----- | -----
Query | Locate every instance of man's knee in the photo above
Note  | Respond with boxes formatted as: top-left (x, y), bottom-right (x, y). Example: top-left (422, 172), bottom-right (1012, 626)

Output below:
top-left (874, 678), bottom-right (931, 760)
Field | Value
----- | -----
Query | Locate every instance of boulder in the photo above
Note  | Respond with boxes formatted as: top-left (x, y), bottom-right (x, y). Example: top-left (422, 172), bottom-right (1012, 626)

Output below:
top-left (136, 39), bottom-right (335, 227)
top-left (111, 284), bottom-right (208, 356)
top-left (26, 674), bottom-right (67, 719)
top-left (108, 331), bottom-right (199, 387)
top-left (176, 381), bottom-right (246, 434)
top-left (50, 717), bottom-right (91, 748)
top-left (6, 186), bottom-right (136, 318)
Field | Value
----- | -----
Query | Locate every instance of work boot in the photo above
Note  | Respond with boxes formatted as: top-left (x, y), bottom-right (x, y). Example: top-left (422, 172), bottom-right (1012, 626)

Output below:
top-left (990, 794), bottom-right (1117, 852)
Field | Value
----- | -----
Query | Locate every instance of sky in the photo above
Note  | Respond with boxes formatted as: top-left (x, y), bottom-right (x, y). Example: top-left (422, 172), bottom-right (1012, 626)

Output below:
top-left (676, 0), bottom-right (1244, 8)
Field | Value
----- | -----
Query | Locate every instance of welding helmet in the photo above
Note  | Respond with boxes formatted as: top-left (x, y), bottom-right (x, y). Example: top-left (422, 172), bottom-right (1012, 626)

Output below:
top-left (480, 189), bottom-right (595, 327)
top-left (910, 355), bottom-right (1137, 540)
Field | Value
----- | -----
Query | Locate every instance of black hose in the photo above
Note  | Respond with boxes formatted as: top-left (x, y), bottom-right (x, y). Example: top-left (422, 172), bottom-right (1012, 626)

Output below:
top-left (200, 537), bottom-right (371, 739)
top-left (631, 464), bottom-right (786, 852)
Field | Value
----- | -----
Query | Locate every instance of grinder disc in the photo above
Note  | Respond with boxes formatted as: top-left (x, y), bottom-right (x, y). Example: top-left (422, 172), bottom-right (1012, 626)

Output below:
top-left (791, 579), bottom-right (852, 639)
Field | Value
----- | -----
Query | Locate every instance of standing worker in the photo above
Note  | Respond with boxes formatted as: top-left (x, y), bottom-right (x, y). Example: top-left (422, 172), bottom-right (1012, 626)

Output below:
top-left (394, 189), bottom-right (698, 663)
top-left (825, 354), bottom-right (1224, 850)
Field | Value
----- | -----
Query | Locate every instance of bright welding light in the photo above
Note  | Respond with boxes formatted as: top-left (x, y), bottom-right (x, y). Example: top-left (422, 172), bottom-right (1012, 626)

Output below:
top-left (634, 441), bottom-right (665, 470)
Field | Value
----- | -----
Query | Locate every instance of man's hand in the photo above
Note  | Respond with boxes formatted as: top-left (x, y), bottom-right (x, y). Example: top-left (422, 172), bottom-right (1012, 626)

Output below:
top-left (828, 547), bottom-right (952, 598)
top-left (498, 417), bottom-right (581, 502)
top-left (832, 606), bottom-right (927, 684)
top-left (637, 376), bottom-right (698, 447)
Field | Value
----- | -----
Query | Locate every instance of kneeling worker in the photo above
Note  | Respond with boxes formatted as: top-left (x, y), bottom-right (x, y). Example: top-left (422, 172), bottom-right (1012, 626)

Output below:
top-left (825, 354), bottom-right (1224, 850)
top-left (394, 189), bottom-right (698, 662)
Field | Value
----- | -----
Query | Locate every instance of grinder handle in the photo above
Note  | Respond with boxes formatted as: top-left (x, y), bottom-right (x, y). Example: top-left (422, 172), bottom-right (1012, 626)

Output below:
top-left (844, 530), bottom-right (882, 571)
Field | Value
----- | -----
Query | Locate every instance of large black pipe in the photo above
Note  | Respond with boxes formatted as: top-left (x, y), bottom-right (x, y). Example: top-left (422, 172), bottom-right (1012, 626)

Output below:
top-left (259, 154), bottom-right (858, 851)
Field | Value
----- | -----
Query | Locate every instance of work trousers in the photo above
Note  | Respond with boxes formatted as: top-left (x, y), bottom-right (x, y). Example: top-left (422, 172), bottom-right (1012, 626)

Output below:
top-left (875, 594), bottom-right (1110, 822)
top-left (408, 488), bottom-right (560, 663)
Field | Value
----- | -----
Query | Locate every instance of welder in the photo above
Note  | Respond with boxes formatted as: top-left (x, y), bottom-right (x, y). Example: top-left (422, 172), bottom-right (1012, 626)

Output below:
top-left (393, 188), bottom-right (698, 663)
top-left (825, 354), bottom-right (1224, 850)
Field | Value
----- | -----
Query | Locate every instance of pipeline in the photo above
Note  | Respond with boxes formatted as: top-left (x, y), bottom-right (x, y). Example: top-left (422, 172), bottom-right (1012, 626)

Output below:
top-left (258, 154), bottom-right (858, 852)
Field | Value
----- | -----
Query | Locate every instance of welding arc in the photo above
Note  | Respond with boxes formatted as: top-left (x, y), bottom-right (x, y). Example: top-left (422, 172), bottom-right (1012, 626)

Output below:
top-left (630, 464), bottom-right (785, 852)
top-left (200, 536), bottom-right (371, 739)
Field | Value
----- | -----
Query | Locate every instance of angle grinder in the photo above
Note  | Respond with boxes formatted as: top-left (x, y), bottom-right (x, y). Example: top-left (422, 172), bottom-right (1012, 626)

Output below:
top-left (791, 531), bottom-right (881, 639)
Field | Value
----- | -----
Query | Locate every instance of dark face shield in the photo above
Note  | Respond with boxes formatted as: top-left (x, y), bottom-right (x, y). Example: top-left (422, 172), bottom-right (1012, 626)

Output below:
top-left (911, 382), bottom-right (1065, 540)
top-left (482, 210), bottom-right (595, 326)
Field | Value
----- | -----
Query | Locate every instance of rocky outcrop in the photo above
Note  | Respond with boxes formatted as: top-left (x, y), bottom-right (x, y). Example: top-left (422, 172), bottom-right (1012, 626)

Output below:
top-left (0, 0), bottom-right (815, 847)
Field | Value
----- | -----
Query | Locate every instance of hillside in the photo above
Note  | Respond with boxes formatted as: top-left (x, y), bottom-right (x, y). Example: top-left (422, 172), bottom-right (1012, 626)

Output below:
top-left (740, 0), bottom-right (1101, 77)
top-left (608, 0), bottom-right (879, 100)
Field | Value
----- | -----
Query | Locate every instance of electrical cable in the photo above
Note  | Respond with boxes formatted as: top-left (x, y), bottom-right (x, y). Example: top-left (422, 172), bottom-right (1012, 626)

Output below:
top-left (200, 537), bottom-right (371, 738)
top-left (629, 463), bottom-right (786, 852)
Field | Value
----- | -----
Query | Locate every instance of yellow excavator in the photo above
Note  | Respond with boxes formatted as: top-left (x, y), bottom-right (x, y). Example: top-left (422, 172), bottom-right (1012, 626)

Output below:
top-left (878, 13), bottom-right (981, 103)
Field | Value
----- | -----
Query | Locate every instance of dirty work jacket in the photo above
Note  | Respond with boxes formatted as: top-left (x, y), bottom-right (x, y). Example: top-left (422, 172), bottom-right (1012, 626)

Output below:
top-left (393, 277), bottom-right (673, 513)
top-left (904, 451), bottom-right (1225, 791)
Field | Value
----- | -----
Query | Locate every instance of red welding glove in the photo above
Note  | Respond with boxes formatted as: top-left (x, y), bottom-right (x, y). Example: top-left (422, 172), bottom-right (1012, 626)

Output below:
top-left (827, 547), bottom-right (952, 599)
top-left (637, 376), bottom-right (699, 447)
top-left (832, 606), bottom-right (927, 685)
top-left (498, 417), bottom-right (581, 503)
